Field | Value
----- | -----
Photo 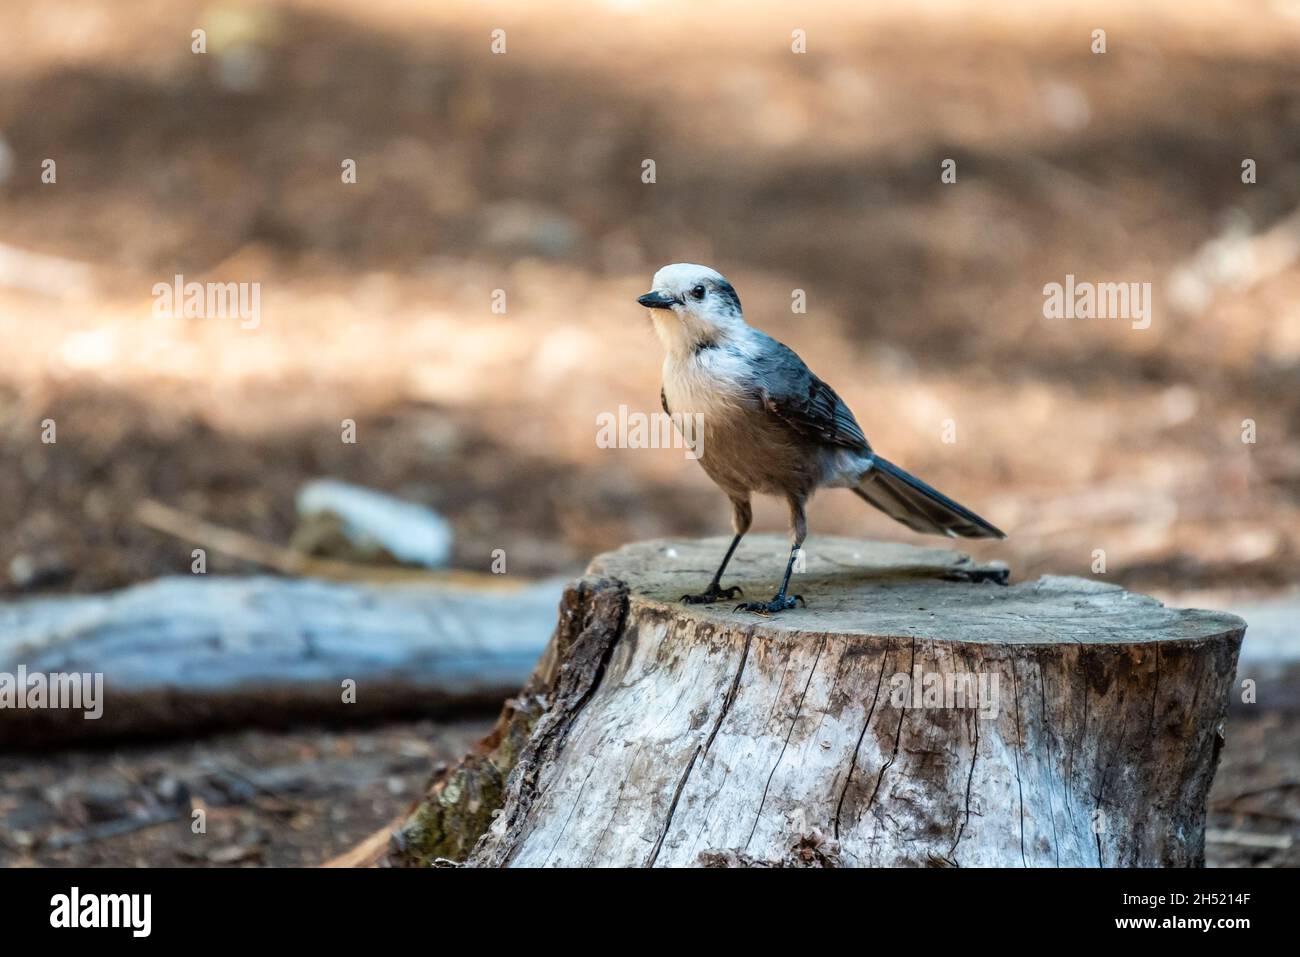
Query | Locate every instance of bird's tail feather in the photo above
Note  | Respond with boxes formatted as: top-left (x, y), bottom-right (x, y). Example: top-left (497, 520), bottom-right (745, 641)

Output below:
top-left (853, 456), bottom-right (1006, 540)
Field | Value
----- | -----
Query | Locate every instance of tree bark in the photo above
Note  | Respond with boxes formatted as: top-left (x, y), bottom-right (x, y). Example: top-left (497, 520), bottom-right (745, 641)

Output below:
top-left (390, 535), bottom-right (1245, 868)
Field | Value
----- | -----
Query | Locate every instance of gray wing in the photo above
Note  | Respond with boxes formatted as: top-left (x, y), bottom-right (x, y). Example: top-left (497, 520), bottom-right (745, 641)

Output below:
top-left (748, 334), bottom-right (871, 453)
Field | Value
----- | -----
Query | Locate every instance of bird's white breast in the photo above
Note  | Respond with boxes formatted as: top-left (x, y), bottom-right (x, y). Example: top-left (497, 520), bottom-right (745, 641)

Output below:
top-left (662, 348), bottom-right (752, 421)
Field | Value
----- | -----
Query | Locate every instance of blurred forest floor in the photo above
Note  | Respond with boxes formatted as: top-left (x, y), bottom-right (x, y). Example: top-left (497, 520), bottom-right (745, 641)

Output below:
top-left (0, 712), bottom-right (1291, 868)
top-left (0, 0), bottom-right (1296, 866)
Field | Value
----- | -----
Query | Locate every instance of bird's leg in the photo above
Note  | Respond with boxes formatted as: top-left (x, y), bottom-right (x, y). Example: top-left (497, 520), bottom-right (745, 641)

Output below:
top-left (734, 543), bottom-right (805, 613)
top-left (681, 498), bottom-right (750, 604)
top-left (680, 534), bottom-right (744, 603)
top-left (736, 497), bottom-right (807, 614)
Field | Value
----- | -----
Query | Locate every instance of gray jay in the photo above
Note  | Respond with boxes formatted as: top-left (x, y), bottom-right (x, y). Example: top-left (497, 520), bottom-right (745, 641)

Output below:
top-left (638, 263), bottom-right (1005, 614)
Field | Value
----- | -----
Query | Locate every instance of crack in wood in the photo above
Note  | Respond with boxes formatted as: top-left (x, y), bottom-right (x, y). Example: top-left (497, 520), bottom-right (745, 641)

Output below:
top-left (1037, 658), bottom-right (1061, 868)
top-left (1093, 704), bottom-right (1129, 869)
top-left (865, 636), bottom-right (917, 813)
top-left (746, 635), bottom-right (827, 849)
top-left (946, 647), bottom-right (982, 864)
top-left (647, 746), bottom-right (700, 867)
top-left (1009, 654), bottom-right (1027, 867)
top-left (647, 631), bottom-right (753, 866)
top-left (833, 646), bottom-right (889, 840)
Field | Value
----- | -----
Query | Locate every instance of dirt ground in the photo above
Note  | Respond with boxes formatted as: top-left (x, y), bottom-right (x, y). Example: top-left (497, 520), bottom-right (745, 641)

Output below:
top-left (0, 719), bottom-right (491, 867)
top-left (0, 0), bottom-right (1296, 866)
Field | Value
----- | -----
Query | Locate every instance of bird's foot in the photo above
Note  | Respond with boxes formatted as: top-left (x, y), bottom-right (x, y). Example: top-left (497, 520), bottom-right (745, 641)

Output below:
top-left (681, 584), bottom-right (743, 605)
top-left (735, 594), bottom-right (805, 615)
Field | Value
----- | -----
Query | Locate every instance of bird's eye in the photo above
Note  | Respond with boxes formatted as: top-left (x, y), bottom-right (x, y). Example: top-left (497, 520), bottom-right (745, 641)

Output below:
top-left (690, 284), bottom-right (706, 300)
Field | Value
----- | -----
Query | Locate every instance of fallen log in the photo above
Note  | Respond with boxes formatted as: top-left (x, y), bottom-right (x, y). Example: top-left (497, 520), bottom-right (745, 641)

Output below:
top-left (0, 575), bottom-right (560, 747)
top-left (389, 535), bottom-right (1246, 867)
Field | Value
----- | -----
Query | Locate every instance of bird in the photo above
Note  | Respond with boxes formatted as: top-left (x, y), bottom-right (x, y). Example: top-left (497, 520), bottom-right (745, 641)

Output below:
top-left (637, 263), bottom-right (1005, 614)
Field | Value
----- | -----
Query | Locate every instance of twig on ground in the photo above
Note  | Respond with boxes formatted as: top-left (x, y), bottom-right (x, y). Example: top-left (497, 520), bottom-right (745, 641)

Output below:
top-left (134, 499), bottom-right (521, 591)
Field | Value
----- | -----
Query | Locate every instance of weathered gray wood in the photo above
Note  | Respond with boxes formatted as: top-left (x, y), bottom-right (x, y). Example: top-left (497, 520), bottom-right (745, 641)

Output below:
top-left (0, 575), bottom-right (560, 746)
top-left (393, 535), bottom-right (1246, 868)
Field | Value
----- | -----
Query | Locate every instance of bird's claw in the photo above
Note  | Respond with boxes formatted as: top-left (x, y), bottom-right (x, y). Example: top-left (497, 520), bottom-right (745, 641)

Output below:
top-left (734, 594), bottom-right (804, 615)
top-left (681, 585), bottom-right (743, 605)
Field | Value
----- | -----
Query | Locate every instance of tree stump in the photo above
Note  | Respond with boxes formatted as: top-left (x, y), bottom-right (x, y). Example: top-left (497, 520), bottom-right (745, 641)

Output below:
top-left (389, 535), bottom-right (1246, 868)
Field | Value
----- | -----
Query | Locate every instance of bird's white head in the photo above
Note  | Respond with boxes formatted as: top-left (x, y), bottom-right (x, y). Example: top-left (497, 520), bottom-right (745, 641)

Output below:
top-left (637, 263), bottom-right (746, 356)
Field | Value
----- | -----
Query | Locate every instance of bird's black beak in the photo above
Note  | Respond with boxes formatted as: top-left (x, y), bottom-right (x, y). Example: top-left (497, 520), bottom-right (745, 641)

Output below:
top-left (637, 290), bottom-right (677, 310)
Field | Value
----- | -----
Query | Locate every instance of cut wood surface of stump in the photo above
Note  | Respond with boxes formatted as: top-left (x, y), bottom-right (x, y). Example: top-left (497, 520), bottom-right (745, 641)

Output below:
top-left (391, 535), bottom-right (1246, 868)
